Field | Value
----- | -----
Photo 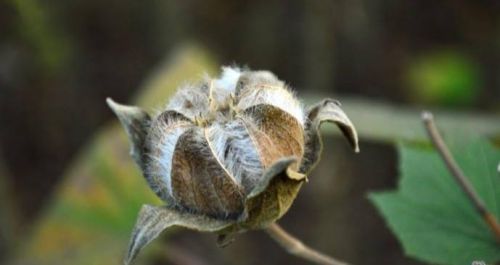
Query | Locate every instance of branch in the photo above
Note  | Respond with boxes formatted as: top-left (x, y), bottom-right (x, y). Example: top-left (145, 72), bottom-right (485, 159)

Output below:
top-left (313, 97), bottom-right (500, 143)
top-left (265, 223), bottom-right (350, 265)
top-left (421, 111), bottom-right (500, 241)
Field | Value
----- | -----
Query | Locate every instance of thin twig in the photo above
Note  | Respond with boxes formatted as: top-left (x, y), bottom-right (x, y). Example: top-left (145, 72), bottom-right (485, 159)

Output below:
top-left (265, 223), bottom-right (350, 265)
top-left (421, 111), bottom-right (500, 241)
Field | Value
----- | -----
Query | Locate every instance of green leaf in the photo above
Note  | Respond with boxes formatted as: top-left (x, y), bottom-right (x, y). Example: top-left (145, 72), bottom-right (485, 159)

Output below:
top-left (370, 135), bottom-right (500, 265)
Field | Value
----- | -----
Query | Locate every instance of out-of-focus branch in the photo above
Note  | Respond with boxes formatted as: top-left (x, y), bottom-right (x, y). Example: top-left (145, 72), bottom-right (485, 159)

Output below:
top-left (311, 97), bottom-right (500, 143)
top-left (265, 223), bottom-right (350, 265)
top-left (421, 111), bottom-right (500, 242)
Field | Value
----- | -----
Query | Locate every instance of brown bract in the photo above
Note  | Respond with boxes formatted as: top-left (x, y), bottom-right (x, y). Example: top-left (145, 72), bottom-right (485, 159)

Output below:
top-left (107, 67), bottom-right (359, 265)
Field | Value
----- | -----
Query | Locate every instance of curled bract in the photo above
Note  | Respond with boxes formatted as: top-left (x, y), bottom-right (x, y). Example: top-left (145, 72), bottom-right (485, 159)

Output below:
top-left (107, 67), bottom-right (359, 265)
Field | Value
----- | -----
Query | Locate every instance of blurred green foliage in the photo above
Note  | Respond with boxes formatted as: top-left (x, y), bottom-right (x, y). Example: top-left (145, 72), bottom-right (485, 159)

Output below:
top-left (10, 44), bottom-right (500, 265)
top-left (322, 98), bottom-right (500, 144)
top-left (10, 0), bottom-right (72, 74)
top-left (407, 50), bottom-right (481, 107)
top-left (2, 1), bottom-right (500, 264)
top-left (370, 135), bottom-right (500, 265)
top-left (9, 46), bottom-right (217, 265)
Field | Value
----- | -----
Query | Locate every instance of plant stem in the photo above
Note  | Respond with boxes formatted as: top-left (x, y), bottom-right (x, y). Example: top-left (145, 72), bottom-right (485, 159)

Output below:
top-left (265, 223), bottom-right (350, 265)
top-left (421, 111), bottom-right (500, 241)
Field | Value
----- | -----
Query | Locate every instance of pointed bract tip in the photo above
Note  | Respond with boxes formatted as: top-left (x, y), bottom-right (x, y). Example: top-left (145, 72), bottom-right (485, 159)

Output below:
top-left (286, 167), bottom-right (306, 181)
top-left (354, 144), bottom-right (360, 153)
top-left (106, 97), bottom-right (120, 111)
top-left (105, 98), bottom-right (145, 119)
top-left (248, 157), bottom-right (299, 199)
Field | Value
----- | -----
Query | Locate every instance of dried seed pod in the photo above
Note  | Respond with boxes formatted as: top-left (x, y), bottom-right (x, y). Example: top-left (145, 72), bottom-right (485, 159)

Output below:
top-left (107, 66), bottom-right (359, 265)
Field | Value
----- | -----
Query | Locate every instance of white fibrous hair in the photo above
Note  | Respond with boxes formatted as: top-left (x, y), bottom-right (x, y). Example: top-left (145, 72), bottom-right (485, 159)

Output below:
top-left (146, 66), bottom-right (305, 202)
top-left (214, 66), bottom-right (241, 91)
top-left (211, 66), bottom-right (242, 107)
top-left (166, 84), bottom-right (209, 119)
top-left (205, 119), bottom-right (263, 193)
top-left (164, 66), bottom-right (304, 126)
top-left (146, 117), bottom-right (191, 200)
top-left (236, 71), bottom-right (305, 126)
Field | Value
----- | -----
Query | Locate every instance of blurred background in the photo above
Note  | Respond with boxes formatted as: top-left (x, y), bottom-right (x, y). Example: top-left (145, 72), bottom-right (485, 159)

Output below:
top-left (0, 1), bottom-right (499, 265)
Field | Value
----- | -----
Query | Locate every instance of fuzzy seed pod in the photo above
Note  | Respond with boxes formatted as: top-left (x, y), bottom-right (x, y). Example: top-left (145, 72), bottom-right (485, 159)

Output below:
top-left (107, 66), bottom-right (359, 265)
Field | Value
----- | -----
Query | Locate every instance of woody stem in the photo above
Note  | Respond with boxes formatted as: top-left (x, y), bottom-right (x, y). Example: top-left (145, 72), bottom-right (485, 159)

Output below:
top-left (265, 223), bottom-right (350, 265)
top-left (421, 111), bottom-right (500, 241)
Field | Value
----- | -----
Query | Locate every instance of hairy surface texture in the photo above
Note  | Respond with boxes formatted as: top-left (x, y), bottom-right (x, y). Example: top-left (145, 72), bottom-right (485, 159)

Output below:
top-left (144, 111), bottom-right (192, 202)
top-left (143, 67), bottom-right (305, 218)
top-left (205, 119), bottom-right (263, 194)
top-left (108, 66), bottom-right (359, 265)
